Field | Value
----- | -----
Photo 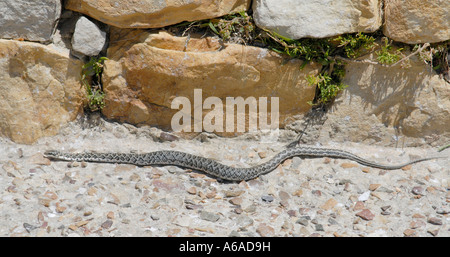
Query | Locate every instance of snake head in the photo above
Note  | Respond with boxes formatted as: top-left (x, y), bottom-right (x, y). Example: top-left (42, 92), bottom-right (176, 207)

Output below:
top-left (43, 150), bottom-right (60, 159)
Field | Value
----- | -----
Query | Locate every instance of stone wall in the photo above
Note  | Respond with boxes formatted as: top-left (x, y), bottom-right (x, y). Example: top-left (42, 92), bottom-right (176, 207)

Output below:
top-left (0, 0), bottom-right (448, 145)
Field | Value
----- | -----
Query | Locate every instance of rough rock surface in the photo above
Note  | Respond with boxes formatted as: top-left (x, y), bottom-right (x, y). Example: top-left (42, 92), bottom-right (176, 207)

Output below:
top-left (316, 53), bottom-right (450, 147)
top-left (0, 0), bottom-right (61, 42)
top-left (102, 29), bottom-right (320, 133)
top-left (71, 16), bottom-right (107, 57)
top-left (65, 0), bottom-right (250, 28)
top-left (384, 0), bottom-right (450, 44)
top-left (0, 39), bottom-right (85, 144)
top-left (0, 117), bottom-right (448, 237)
top-left (253, 0), bottom-right (382, 39)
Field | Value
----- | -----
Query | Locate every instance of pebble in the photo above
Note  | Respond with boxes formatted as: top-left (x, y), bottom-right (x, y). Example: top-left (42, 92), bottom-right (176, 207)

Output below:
top-left (355, 209), bottom-right (375, 221)
top-left (229, 197), bottom-right (242, 206)
top-left (427, 217), bottom-right (442, 225)
top-left (101, 220), bottom-right (113, 229)
top-left (315, 224), bottom-right (324, 231)
top-left (358, 191), bottom-right (371, 202)
top-left (256, 223), bottom-right (275, 237)
top-left (224, 190), bottom-right (244, 198)
top-left (321, 198), bottom-right (338, 210)
top-left (199, 211), bottom-right (220, 222)
top-left (403, 229), bottom-right (416, 237)
top-left (261, 195), bottom-right (274, 203)
top-left (187, 187), bottom-right (197, 195)
top-left (23, 223), bottom-right (38, 233)
top-left (296, 217), bottom-right (309, 226)
top-left (411, 186), bottom-right (424, 196)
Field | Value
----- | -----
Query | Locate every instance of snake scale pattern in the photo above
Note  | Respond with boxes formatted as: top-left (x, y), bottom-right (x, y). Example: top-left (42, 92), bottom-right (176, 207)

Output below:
top-left (44, 146), bottom-right (439, 181)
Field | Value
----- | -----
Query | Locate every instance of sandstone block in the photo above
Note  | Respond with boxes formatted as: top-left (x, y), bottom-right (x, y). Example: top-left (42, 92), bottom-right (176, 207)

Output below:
top-left (320, 53), bottom-right (450, 146)
top-left (384, 0), bottom-right (450, 44)
top-left (102, 29), bottom-right (320, 134)
top-left (0, 40), bottom-right (85, 144)
top-left (66, 0), bottom-right (250, 29)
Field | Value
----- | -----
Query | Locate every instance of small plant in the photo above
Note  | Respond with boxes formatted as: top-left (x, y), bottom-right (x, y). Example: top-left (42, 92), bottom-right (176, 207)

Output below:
top-left (81, 56), bottom-right (108, 112)
top-left (207, 11), bottom-right (255, 43)
top-left (376, 38), bottom-right (404, 65)
top-left (307, 67), bottom-right (348, 106)
top-left (333, 32), bottom-right (377, 59)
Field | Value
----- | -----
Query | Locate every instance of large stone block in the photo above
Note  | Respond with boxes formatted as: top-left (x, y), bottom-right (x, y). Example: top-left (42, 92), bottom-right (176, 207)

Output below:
top-left (0, 40), bottom-right (85, 144)
top-left (253, 0), bottom-right (382, 39)
top-left (66, 0), bottom-right (250, 28)
top-left (384, 0), bottom-right (450, 44)
top-left (102, 29), bottom-right (320, 134)
top-left (0, 0), bottom-right (61, 42)
top-left (320, 53), bottom-right (450, 146)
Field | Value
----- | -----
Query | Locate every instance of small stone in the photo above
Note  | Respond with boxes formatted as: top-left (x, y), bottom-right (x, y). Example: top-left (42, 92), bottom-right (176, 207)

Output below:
top-left (68, 224), bottom-right (78, 231)
top-left (369, 184), bottom-right (381, 191)
top-left (244, 204), bottom-right (257, 213)
top-left (23, 223), bottom-right (38, 233)
top-left (278, 191), bottom-right (290, 201)
top-left (328, 218), bottom-right (338, 225)
top-left (427, 217), bottom-right (442, 225)
top-left (412, 213), bottom-right (426, 219)
top-left (187, 187), bottom-right (197, 195)
top-left (356, 209), bottom-right (375, 221)
top-left (261, 195), bottom-right (274, 203)
top-left (320, 198), bottom-right (338, 211)
top-left (410, 220), bottom-right (426, 229)
top-left (287, 210), bottom-right (297, 217)
top-left (256, 223), bottom-right (275, 237)
top-left (160, 132), bottom-right (179, 142)
top-left (224, 190), bottom-right (244, 198)
top-left (403, 229), bottom-right (416, 237)
top-left (353, 201), bottom-right (365, 211)
top-left (76, 220), bottom-right (89, 227)
top-left (106, 211), bottom-right (115, 219)
top-left (199, 211), bottom-right (220, 222)
top-left (229, 197), bottom-right (242, 206)
top-left (312, 190), bottom-right (322, 197)
top-left (411, 186), bottom-right (424, 195)
top-left (381, 205), bottom-right (391, 212)
top-left (341, 163), bottom-right (359, 169)
top-left (296, 217), bottom-right (309, 226)
top-left (87, 187), bottom-right (97, 196)
top-left (427, 229), bottom-right (439, 237)
top-left (55, 203), bottom-right (66, 213)
top-left (101, 219), bottom-right (113, 229)
top-left (315, 224), bottom-right (324, 231)
top-left (361, 167), bottom-right (371, 173)
top-left (185, 204), bottom-right (203, 210)
top-left (292, 189), bottom-right (303, 196)
top-left (258, 151), bottom-right (267, 159)
top-left (358, 191), bottom-right (371, 201)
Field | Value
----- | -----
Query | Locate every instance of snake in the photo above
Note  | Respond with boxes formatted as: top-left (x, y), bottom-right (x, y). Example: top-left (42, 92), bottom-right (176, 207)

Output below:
top-left (43, 146), bottom-right (441, 181)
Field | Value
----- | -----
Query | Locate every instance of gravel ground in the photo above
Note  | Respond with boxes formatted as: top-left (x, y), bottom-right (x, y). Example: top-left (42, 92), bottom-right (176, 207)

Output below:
top-left (1, 117), bottom-right (449, 237)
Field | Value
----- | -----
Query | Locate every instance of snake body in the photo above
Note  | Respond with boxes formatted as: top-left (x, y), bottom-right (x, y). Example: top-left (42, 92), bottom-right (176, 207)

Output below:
top-left (44, 147), bottom-right (439, 181)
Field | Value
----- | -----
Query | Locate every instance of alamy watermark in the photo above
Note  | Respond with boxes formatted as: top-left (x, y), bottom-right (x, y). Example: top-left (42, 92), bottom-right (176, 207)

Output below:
top-left (171, 89), bottom-right (279, 134)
